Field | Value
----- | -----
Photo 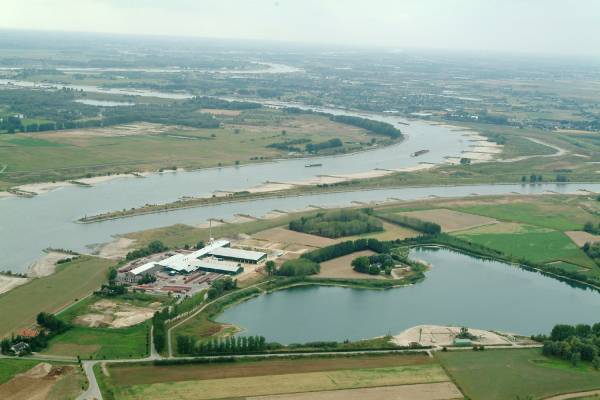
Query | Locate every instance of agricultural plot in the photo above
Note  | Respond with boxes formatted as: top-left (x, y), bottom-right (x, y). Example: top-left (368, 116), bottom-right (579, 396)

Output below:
top-left (396, 209), bottom-right (497, 232)
top-left (0, 361), bottom-right (84, 400)
top-left (103, 357), bottom-right (451, 400)
top-left (457, 229), bottom-right (595, 268)
top-left (0, 256), bottom-right (113, 337)
top-left (437, 348), bottom-right (600, 400)
top-left (317, 250), bottom-right (384, 280)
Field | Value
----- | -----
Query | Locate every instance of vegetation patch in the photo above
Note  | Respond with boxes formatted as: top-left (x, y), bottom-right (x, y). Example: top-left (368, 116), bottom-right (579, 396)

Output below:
top-left (289, 209), bottom-right (383, 238)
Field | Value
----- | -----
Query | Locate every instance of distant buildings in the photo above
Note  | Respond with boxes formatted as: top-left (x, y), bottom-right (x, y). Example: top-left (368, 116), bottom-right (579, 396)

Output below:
top-left (120, 239), bottom-right (265, 283)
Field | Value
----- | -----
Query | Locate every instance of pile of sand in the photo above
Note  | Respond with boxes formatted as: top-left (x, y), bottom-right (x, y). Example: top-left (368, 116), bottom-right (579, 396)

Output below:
top-left (27, 252), bottom-right (75, 278)
top-left (0, 275), bottom-right (29, 295)
top-left (19, 363), bottom-right (52, 379)
top-left (75, 299), bottom-right (158, 328)
top-left (392, 325), bottom-right (513, 347)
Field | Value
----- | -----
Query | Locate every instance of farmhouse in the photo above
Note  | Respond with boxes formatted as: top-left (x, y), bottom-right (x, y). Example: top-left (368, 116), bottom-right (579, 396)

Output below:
top-left (207, 247), bottom-right (267, 264)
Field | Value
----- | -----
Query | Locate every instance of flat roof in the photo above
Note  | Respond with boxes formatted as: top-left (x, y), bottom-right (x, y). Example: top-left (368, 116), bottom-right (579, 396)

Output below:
top-left (157, 253), bottom-right (203, 273)
top-left (189, 239), bottom-right (230, 259)
top-left (208, 247), bottom-right (266, 261)
top-left (196, 260), bottom-right (242, 273)
top-left (130, 262), bottom-right (160, 276)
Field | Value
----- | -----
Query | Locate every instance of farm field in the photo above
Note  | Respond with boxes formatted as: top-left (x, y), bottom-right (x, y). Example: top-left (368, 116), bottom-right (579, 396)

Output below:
top-left (396, 209), bottom-right (496, 232)
top-left (0, 111), bottom-right (376, 189)
top-left (317, 250), bottom-right (383, 279)
top-left (99, 355), bottom-right (455, 400)
top-left (437, 348), bottom-right (600, 400)
top-left (0, 360), bottom-right (84, 400)
top-left (42, 323), bottom-right (149, 359)
top-left (0, 255), bottom-right (113, 337)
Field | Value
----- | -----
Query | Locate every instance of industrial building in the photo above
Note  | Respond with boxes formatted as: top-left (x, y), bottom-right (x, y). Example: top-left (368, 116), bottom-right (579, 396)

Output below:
top-left (207, 247), bottom-right (266, 264)
top-left (196, 260), bottom-right (243, 275)
top-left (121, 261), bottom-right (163, 283)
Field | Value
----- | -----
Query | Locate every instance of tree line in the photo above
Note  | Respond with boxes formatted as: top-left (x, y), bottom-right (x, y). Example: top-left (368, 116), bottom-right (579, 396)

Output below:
top-left (126, 240), bottom-right (169, 261)
top-left (330, 115), bottom-right (402, 139)
top-left (289, 209), bottom-right (383, 239)
top-left (176, 335), bottom-right (267, 355)
top-left (540, 322), bottom-right (600, 368)
top-left (377, 213), bottom-right (441, 235)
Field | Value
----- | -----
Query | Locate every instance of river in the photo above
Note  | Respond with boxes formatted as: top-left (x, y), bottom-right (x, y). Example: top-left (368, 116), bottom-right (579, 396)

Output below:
top-left (0, 81), bottom-right (597, 273)
top-left (216, 246), bottom-right (600, 343)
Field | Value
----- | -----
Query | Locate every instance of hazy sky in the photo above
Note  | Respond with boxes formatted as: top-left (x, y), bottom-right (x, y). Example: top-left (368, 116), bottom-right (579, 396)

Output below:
top-left (2, 0), bottom-right (599, 55)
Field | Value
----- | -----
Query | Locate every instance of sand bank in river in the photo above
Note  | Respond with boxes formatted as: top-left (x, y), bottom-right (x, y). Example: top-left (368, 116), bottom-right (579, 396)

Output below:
top-left (96, 237), bottom-right (136, 260)
top-left (27, 251), bottom-right (76, 278)
top-left (0, 275), bottom-right (29, 294)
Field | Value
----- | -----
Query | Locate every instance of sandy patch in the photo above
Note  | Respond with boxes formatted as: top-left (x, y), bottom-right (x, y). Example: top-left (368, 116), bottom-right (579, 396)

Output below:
top-left (96, 237), bottom-right (136, 260)
top-left (565, 230), bottom-right (600, 246)
top-left (15, 181), bottom-right (73, 195)
top-left (253, 227), bottom-right (337, 248)
top-left (0, 363), bottom-right (74, 400)
top-left (0, 275), bottom-right (29, 294)
top-left (46, 122), bottom-right (170, 138)
top-left (249, 382), bottom-right (463, 400)
top-left (0, 191), bottom-right (16, 198)
top-left (330, 170), bottom-right (394, 180)
top-left (75, 299), bottom-right (157, 328)
top-left (318, 250), bottom-right (386, 280)
top-left (27, 251), bottom-right (76, 278)
top-left (201, 108), bottom-right (241, 116)
top-left (397, 209), bottom-right (497, 232)
top-left (393, 164), bottom-right (437, 173)
top-left (246, 182), bottom-right (296, 193)
top-left (392, 325), bottom-right (513, 347)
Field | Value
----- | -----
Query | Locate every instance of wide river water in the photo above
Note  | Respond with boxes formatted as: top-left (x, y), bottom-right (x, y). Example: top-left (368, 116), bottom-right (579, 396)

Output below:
top-left (217, 246), bottom-right (600, 342)
top-left (1, 82), bottom-right (599, 274)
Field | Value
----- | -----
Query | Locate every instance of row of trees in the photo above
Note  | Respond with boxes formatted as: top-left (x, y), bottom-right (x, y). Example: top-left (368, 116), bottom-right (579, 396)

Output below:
top-left (541, 323), bottom-right (600, 367)
top-left (1, 312), bottom-right (72, 355)
top-left (176, 335), bottom-right (267, 355)
top-left (125, 240), bottom-right (168, 261)
top-left (583, 222), bottom-right (600, 235)
top-left (377, 213), bottom-right (441, 235)
top-left (521, 174), bottom-right (544, 183)
top-left (302, 238), bottom-right (394, 263)
top-left (289, 209), bottom-right (383, 239)
top-left (305, 138), bottom-right (343, 153)
top-left (330, 115), bottom-right (402, 139)
top-left (276, 258), bottom-right (320, 277)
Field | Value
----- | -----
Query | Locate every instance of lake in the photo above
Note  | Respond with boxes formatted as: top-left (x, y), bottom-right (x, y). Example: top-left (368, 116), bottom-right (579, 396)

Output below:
top-left (216, 246), bottom-right (600, 343)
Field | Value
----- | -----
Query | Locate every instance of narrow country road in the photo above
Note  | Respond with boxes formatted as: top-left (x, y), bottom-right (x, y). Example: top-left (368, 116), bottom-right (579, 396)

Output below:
top-left (543, 389), bottom-right (600, 400)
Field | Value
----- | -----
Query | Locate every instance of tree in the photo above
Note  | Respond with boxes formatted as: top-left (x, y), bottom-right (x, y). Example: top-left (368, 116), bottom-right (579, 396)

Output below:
top-left (460, 157), bottom-right (471, 165)
top-left (107, 267), bottom-right (117, 283)
top-left (571, 351), bottom-right (581, 366)
top-left (551, 324), bottom-right (576, 341)
top-left (265, 260), bottom-right (276, 276)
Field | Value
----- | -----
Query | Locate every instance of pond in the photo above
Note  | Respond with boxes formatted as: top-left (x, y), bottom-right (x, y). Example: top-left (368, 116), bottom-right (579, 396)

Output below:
top-left (216, 246), bottom-right (600, 344)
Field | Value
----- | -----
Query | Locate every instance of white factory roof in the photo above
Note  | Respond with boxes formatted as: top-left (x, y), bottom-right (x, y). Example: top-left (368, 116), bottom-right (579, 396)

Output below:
top-left (208, 247), bottom-right (266, 261)
top-left (188, 239), bottom-right (230, 259)
top-left (196, 259), bottom-right (242, 273)
top-left (130, 262), bottom-right (159, 276)
top-left (156, 253), bottom-right (203, 273)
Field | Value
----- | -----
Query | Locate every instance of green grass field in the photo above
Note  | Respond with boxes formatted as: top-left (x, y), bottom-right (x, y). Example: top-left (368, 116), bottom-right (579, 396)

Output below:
top-left (0, 358), bottom-right (41, 384)
top-left (457, 229), bottom-right (596, 268)
top-left (456, 202), bottom-right (595, 232)
top-left (43, 323), bottom-right (149, 359)
top-left (438, 348), bottom-right (600, 400)
top-left (0, 255), bottom-right (113, 338)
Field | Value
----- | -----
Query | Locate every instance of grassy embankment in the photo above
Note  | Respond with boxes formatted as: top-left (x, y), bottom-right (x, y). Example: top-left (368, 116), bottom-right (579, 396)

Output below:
top-left (0, 255), bottom-right (113, 338)
top-left (0, 110), bottom-right (379, 190)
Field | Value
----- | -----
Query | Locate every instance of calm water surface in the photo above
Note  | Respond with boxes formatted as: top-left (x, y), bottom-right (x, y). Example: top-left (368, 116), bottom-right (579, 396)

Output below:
top-left (216, 247), bottom-right (600, 343)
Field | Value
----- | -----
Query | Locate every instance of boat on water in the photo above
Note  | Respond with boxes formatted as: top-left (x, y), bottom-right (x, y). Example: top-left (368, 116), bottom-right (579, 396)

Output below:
top-left (411, 149), bottom-right (430, 157)
top-left (305, 163), bottom-right (323, 167)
